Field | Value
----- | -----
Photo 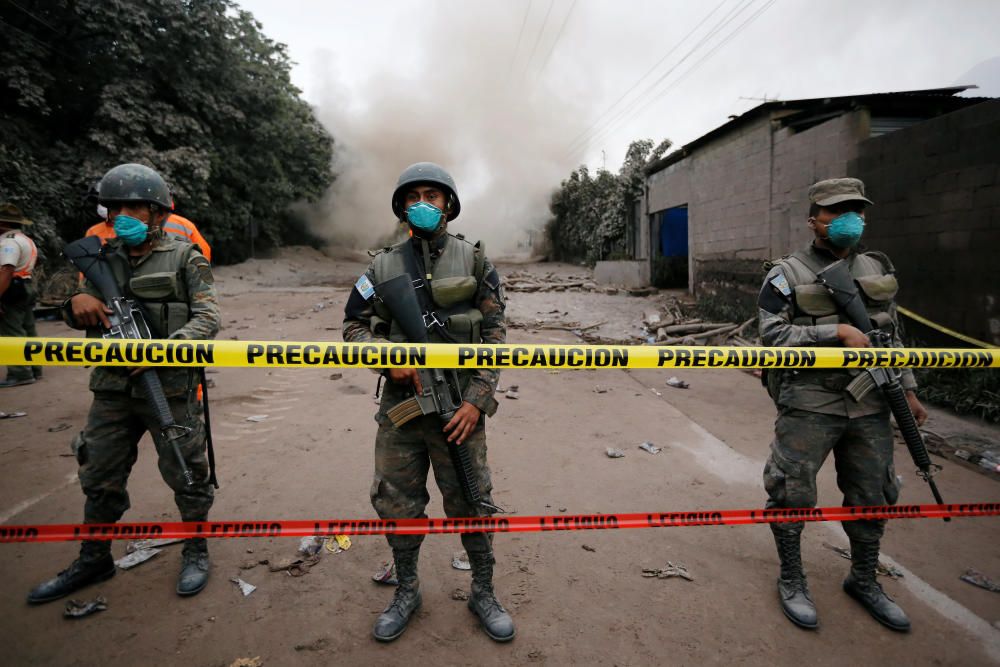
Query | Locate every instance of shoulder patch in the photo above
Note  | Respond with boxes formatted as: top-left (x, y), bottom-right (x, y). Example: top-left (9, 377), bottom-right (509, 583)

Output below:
top-left (190, 255), bottom-right (214, 284)
top-left (355, 273), bottom-right (375, 300)
top-left (769, 271), bottom-right (792, 297)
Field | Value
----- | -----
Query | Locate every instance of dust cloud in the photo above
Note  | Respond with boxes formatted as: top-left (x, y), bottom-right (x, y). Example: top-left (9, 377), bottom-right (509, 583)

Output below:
top-left (304, 2), bottom-right (597, 257)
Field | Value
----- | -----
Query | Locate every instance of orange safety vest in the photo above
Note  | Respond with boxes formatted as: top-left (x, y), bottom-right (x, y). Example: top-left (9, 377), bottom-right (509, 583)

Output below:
top-left (85, 214), bottom-right (212, 262)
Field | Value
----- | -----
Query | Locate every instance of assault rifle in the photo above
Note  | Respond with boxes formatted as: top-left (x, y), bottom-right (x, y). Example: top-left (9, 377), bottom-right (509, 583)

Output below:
top-left (815, 259), bottom-right (946, 517)
top-left (64, 236), bottom-right (194, 486)
top-left (374, 273), bottom-right (501, 515)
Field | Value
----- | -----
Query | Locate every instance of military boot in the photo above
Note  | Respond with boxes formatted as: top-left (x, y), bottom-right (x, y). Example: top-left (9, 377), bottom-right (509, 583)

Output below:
top-left (27, 541), bottom-right (116, 604)
top-left (176, 538), bottom-right (210, 596)
top-left (467, 551), bottom-right (515, 642)
top-left (372, 548), bottom-right (422, 642)
top-left (843, 540), bottom-right (910, 632)
top-left (772, 529), bottom-right (818, 629)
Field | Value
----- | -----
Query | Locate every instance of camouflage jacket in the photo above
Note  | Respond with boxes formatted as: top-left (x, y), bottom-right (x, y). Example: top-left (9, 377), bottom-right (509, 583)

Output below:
top-left (71, 237), bottom-right (220, 397)
top-left (758, 242), bottom-right (915, 417)
top-left (343, 231), bottom-right (506, 418)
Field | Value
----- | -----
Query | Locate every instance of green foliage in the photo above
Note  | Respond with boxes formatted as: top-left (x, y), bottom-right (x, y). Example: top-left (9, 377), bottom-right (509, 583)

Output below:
top-left (0, 0), bottom-right (334, 265)
top-left (546, 138), bottom-right (671, 265)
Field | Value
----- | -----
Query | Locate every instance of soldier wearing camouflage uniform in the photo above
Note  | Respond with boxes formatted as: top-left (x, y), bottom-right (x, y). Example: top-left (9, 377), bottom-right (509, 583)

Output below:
top-left (28, 164), bottom-right (220, 604)
top-left (0, 204), bottom-right (42, 387)
top-left (343, 162), bottom-right (514, 643)
top-left (758, 178), bottom-right (927, 632)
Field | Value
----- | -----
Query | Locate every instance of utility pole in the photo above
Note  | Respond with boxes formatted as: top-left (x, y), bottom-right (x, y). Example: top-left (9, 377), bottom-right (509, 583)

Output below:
top-left (601, 149), bottom-right (606, 171)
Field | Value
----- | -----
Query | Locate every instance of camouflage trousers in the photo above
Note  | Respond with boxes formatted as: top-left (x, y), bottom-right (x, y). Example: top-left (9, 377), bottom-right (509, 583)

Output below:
top-left (73, 389), bottom-right (214, 559)
top-left (763, 407), bottom-right (899, 543)
top-left (0, 285), bottom-right (40, 381)
top-left (371, 413), bottom-right (495, 556)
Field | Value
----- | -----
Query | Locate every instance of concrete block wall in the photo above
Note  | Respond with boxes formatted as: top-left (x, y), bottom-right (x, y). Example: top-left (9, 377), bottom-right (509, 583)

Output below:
top-left (851, 99), bottom-right (1000, 345)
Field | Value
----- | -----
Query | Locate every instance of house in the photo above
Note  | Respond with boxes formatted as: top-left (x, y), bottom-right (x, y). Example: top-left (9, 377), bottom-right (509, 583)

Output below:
top-left (626, 86), bottom-right (999, 345)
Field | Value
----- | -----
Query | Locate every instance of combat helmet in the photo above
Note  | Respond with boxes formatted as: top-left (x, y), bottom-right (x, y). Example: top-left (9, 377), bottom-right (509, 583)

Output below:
top-left (391, 162), bottom-right (461, 222)
top-left (97, 163), bottom-right (172, 210)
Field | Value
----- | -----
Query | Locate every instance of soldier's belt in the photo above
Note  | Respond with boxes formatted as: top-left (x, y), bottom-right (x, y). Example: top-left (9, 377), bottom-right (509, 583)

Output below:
top-left (1, 503), bottom-right (997, 543)
top-left (2, 337), bottom-right (999, 369)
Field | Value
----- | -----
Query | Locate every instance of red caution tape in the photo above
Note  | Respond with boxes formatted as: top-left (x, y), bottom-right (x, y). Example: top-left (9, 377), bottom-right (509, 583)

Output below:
top-left (1, 503), bottom-right (997, 543)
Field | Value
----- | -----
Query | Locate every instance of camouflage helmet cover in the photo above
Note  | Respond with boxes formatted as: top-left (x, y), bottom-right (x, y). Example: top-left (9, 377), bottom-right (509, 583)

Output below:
top-left (391, 162), bottom-right (461, 221)
top-left (97, 163), bottom-right (172, 209)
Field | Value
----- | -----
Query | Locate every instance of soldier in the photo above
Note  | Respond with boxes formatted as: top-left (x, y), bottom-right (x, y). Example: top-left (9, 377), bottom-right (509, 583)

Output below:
top-left (0, 204), bottom-right (42, 387)
top-left (757, 178), bottom-right (927, 632)
top-left (27, 164), bottom-right (220, 604)
top-left (343, 162), bottom-right (514, 642)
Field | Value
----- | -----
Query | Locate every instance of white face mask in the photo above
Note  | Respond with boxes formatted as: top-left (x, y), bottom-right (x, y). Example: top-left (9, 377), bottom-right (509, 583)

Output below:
top-left (97, 204), bottom-right (108, 219)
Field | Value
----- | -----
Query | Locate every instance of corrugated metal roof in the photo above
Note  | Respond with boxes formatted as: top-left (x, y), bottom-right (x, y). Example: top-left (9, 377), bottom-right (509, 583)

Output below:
top-left (644, 86), bottom-right (990, 175)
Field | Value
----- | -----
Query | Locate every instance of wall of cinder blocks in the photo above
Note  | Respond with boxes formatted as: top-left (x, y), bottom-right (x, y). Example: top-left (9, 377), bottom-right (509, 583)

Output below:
top-left (852, 99), bottom-right (1000, 345)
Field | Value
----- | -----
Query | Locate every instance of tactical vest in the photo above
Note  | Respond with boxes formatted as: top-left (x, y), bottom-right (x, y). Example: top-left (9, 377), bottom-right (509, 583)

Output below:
top-left (370, 235), bottom-right (486, 344)
top-left (93, 238), bottom-right (196, 339)
top-left (771, 248), bottom-right (899, 334)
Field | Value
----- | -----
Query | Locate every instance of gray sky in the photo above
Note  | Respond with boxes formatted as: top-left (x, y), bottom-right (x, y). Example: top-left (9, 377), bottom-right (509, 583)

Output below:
top-left (236, 0), bottom-right (1000, 250)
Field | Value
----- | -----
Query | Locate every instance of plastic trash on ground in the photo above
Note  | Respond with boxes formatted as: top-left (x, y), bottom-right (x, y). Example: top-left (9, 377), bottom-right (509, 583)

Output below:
top-left (64, 596), bottom-right (108, 618)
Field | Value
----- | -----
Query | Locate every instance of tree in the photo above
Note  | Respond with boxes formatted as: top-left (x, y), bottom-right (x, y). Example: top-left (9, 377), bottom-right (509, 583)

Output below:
top-left (0, 0), bottom-right (334, 266)
top-left (546, 139), bottom-right (671, 264)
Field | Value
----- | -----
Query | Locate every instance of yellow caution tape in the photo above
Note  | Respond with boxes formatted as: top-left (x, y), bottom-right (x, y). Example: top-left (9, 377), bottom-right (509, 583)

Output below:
top-left (1, 337), bottom-right (998, 369)
top-left (897, 306), bottom-right (998, 349)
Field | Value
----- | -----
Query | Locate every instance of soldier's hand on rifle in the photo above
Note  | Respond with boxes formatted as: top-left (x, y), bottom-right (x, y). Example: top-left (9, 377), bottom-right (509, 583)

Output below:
top-left (836, 324), bottom-right (871, 348)
top-left (906, 390), bottom-right (928, 426)
top-left (388, 368), bottom-right (423, 393)
top-left (443, 401), bottom-right (481, 445)
top-left (70, 293), bottom-right (113, 328)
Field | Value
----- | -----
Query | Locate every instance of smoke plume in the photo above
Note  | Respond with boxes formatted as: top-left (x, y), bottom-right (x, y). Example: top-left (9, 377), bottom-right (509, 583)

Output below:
top-left (305, 1), bottom-right (598, 256)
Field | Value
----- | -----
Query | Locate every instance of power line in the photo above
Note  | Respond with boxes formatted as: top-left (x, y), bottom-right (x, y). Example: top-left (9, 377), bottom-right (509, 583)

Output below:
top-left (567, 0), bottom-right (763, 158)
top-left (534, 0), bottom-right (578, 78)
top-left (564, 0), bottom-right (727, 150)
top-left (505, 0), bottom-right (533, 82)
top-left (582, 0), bottom-right (779, 154)
top-left (519, 0), bottom-right (555, 81)
top-left (3, 0), bottom-right (58, 33)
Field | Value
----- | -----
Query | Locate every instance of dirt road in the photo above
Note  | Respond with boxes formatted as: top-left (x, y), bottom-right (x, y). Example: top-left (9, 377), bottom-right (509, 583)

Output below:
top-left (1, 249), bottom-right (998, 666)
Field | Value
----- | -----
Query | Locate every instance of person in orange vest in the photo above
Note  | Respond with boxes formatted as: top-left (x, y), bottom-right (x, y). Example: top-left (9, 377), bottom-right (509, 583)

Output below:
top-left (87, 201), bottom-right (212, 261)
top-left (0, 204), bottom-right (42, 387)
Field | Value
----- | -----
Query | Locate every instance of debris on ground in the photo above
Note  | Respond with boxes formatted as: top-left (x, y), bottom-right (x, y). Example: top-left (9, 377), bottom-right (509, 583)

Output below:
top-left (294, 637), bottom-right (330, 652)
top-left (372, 560), bottom-right (398, 585)
top-left (452, 551), bottom-right (471, 571)
top-left (821, 543), bottom-right (904, 579)
top-left (642, 562), bottom-right (693, 581)
top-left (960, 568), bottom-right (1000, 592)
top-left (239, 560), bottom-right (258, 570)
top-left (126, 537), bottom-right (184, 553)
top-left (64, 596), bottom-right (108, 618)
top-left (605, 447), bottom-right (625, 458)
top-left (666, 377), bottom-right (690, 389)
top-left (582, 544), bottom-right (596, 552)
top-left (505, 385), bottom-right (520, 400)
top-left (114, 548), bottom-right (162, 570)
top-left (298, 536), bottom-right (324, 557)
top-left (228, 658), bottom-right (262, 667)
top-left (47, 423), bottom-right (71, 432)
top-left (230, 577), bottom-right (257, 597)
top-left (324, 534), bottom-right (351, 554)
top-left (503, 271), bottom-right (594, 293)
top-left (329, 373), bottom-right (343, 381)
top-left (245, 414), bottom-right (269, 422)
top-left (0, 411), bottom-right (27, 419)
top-left (451, 588), bottom-right (470, 601)
top-left (269, 555), bottom-right (321, 577)
top-left (638, 442), bottom-right (661, 454)
top-left (593, 386), bottom-right (609, 394)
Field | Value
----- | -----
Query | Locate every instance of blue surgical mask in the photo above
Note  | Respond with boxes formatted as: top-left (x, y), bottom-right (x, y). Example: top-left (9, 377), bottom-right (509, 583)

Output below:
top-left (406, 202), bottom-right (443, 232)
top-left (826, 212), bottom-right (865, 247)
top-left (113, 214), bottom-right (149, 246)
